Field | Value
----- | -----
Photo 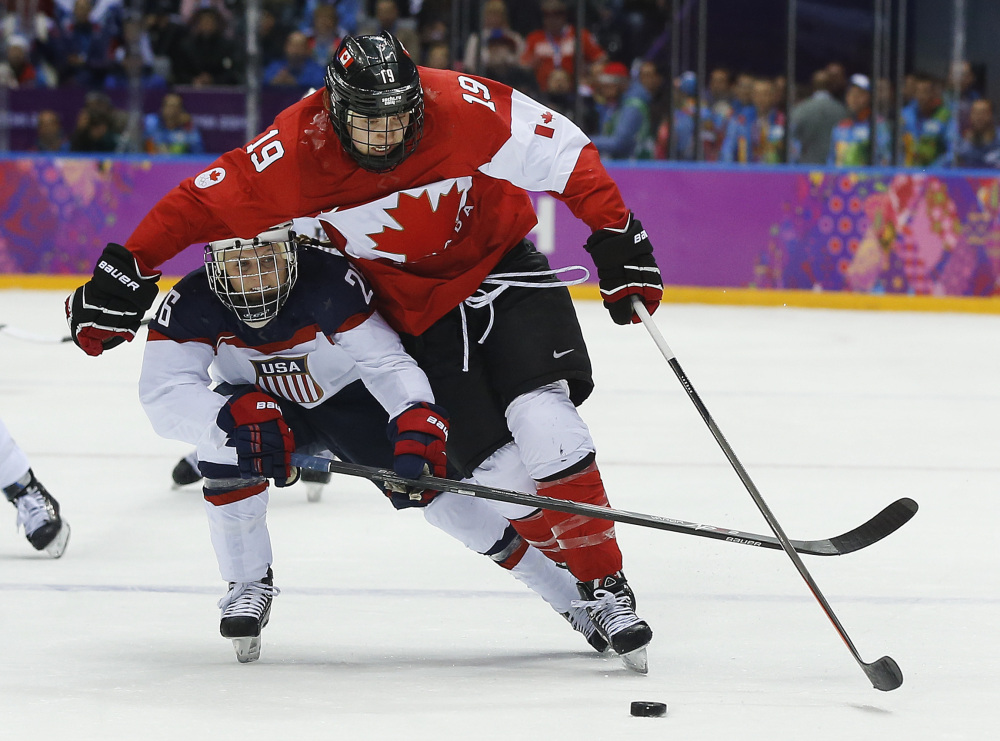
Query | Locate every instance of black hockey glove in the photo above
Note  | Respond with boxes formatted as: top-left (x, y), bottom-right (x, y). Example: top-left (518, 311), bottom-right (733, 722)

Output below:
top-left (65, 243), bottom-right (161, 356)
top-left (384, 402), bottom-right (450, 509)
top-left (584, 214), bottom-right (663, 325)
top-left (217, 388), bottom-right (300, 487)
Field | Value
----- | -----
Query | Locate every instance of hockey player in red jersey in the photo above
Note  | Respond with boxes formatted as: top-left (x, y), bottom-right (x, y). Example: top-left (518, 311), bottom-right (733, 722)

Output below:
top-left (67, 31), bottom-right (662, 671)
top-left (140, 226), bottom-right (605, 663)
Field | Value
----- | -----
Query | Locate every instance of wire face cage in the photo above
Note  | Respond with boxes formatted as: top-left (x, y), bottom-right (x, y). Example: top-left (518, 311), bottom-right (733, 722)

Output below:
top-left (205, 227), bottom-right (300, 327)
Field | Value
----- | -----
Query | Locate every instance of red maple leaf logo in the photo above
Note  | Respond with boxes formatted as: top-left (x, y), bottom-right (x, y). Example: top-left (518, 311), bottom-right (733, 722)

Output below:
top-left (541, 111), bottom-right (553, 124)
top-left (370, 182), bottom-right (466, 263)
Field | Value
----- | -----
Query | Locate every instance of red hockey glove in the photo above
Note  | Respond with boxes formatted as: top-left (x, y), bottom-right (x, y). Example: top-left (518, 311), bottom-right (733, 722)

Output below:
top-left (217, 389), bottom-right (299, 487)
top-left (385, 402), bottom-right (449, 509)
top-left (585, 214), bottom-right (663, 325)
top-left (65, 243), bottom-right (161, 356)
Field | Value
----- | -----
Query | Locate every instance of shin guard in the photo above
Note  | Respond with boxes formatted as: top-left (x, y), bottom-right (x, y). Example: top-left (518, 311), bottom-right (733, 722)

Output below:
top-left (510, 509), bottom-right (565, 564)
top-left (536, 462), bottom-right (622, 581)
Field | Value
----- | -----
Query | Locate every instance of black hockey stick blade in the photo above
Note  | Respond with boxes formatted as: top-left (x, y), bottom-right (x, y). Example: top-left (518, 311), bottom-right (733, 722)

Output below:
top-left (798, 497), bottom-right (917, 555)
top-left (864, 655), bottom-right (904, 691)
top-left (289, 454), bottom-right (914, 557)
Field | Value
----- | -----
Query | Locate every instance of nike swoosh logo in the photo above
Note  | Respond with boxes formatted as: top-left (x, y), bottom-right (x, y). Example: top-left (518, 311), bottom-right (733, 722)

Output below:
top-left (553, 349), bottom-right (575, 358)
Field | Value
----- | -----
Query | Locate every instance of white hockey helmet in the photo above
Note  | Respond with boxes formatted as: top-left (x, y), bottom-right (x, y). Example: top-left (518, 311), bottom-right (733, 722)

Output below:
top-left (204, 225), bottom-right (299, 327)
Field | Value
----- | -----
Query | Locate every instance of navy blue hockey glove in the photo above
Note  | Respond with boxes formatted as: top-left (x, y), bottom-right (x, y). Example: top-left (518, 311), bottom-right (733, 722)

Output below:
top-left (217, 389), bottom-right (299, 487)
top-left (584, 214), bottom-right (663, 325)
top-left (65, 243), bottom-right (161, 356)
top-left (385, 402), bottom-right (449, 509)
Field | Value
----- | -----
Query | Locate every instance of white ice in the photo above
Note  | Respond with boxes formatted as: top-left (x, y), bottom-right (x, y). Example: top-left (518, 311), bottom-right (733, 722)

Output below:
top-left (1, 290), bottom-right (997, 740)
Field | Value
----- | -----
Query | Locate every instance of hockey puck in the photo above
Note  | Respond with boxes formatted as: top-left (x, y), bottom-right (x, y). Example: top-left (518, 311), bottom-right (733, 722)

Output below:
top-left (630, 701), bottom-right (667, 717)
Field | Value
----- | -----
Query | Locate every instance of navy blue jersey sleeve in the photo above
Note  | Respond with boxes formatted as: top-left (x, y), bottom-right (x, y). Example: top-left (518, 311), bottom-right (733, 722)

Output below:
top-left (278, 247), bottom-right (375, 337)
top-left (148, 269), bottom-right (232, 344)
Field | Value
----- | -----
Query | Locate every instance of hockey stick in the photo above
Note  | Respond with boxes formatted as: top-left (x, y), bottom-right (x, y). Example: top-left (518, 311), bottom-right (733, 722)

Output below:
top-left (631, 296), bottom-right (904, 692)
top-left (0, 318), bottom-right (153, 344)
top-left (289, 453), bottom-right (915, 558)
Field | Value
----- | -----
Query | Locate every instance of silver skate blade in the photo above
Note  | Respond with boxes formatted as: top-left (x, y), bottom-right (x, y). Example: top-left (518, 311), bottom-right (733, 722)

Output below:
top-left (619, 646), bottom-right (648, 674)
top-left (232, 636), bottom-right (262, 663)
top-left (45, 522), bottom-right (70, 559)
top-left (305, 482), bottom-right (324, 503)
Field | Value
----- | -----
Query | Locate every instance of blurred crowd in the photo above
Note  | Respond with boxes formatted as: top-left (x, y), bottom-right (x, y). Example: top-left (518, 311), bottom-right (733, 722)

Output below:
top-left (1, 0), bottom-right (997, 168)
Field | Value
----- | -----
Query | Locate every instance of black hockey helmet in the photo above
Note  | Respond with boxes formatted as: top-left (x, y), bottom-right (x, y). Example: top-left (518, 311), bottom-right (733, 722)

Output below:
top-left (324, 31), bottom-right (424, 173)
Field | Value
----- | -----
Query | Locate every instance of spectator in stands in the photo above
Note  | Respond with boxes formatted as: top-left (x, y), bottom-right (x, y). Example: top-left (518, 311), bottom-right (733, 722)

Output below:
top-left (178, 0), bottom-right (233, 27)
top-left (721, 76), bottom-right (785, 164)
top-left (538, 65), bottom-right (574, 118)
top-left (825, 61), bottom-right (848, 102)
top-left (707, 67), bottom-right (734, 122)
top-left (105, 15), bottom-right (167, 90)
top-left (54, 0), bottom-right (118, 87)
top-left (1, 1), bottom-right (62, 83)
top-left (172, 7), bottom-right (242, 86)
top-left (0, 33), bottom-right (41, 88)
top-left (480, 30), bottom-right (536, 96)
top-left (299, 1), bottom-right (361, 36)
top-left (32, 109), bottom-right (70, 152)
top-left (789, 69), bottom-right (847, 164)
top-left (954, 99), bottom-right (1000, 169)
top-left (258, 3), bottom-right (294, 71)
top-left (70, 106), bottom-right (119, 152)
top-left (144, 91), bottom-right (204, 155)
top-left (417, 13), bottom-right (449, 62)
top-left (462, 0), bottom-right (524, 74)
top-left (828, 74), bottom-right (891, 167)
top-left (731, 71), bottom-right (755, 118)
top-left (144, 0), bottom-right (187, 84)
top-left (422, 40), bottom-right (451, 71)
top-left (103, 46), bottom-right (168, 90)
top-left (638, 60), bottom-right (668, 140)
top-left (78, 89), bottom-right (128, 136)
top-left (263, 29), bottom-right (325, 88)
top-left (950, 60), bottom-right (981, 135)
top-left (901, 72), bottom-right (952, 167)
top-left (590, 60), bottom-right (653, 160)
top-left (521, 0), bottom-right (605, 94)
top-left (360, 0), bottom-right (421, 64)
top-left (306, 3), bottom-right (346, 68)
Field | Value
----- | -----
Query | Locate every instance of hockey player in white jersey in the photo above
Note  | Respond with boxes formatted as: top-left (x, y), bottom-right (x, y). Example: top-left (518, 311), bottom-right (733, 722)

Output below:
top-left (1, 418), bottom-right (70, 558)
top-left (138, 226), bottom-right (604, 663)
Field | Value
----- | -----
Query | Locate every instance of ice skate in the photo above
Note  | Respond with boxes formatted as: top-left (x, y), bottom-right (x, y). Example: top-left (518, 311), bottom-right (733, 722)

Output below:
top-left (574, 571), bottom-right (652, 674)
top-left (562, 604), bottom-right (609, 653)
top-left (171, 453), bottom-right (202, 488)
top-left (300, 467), bottom-right (330, 503)
top-left (218, 568), bottom-right (279, 663)
top-left (4, 470), bottom-right (70, 558)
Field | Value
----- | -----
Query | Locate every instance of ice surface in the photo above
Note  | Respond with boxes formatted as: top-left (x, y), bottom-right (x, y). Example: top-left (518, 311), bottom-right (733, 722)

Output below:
top-left (1, 290), bottom-right (997, 740)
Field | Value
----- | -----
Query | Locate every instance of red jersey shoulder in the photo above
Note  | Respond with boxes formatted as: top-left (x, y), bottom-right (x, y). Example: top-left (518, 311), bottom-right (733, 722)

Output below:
top-left (418, 67), bottom-right (516, 166)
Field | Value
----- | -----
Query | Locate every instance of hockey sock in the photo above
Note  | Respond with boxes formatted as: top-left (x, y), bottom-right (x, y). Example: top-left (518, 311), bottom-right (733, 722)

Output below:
top-left (535, 460), bottom-right (623, 582)
top-left (510, 509), bottom-right (565, 564)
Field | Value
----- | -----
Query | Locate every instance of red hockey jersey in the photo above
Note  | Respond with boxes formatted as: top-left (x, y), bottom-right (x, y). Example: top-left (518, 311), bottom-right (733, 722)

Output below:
top-left (125, 68), bottom-right (629, 335)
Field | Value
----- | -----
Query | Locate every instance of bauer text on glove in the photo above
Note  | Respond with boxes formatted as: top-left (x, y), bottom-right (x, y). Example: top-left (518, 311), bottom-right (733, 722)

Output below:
top-left (585, 214), bottom-right (663, 325)
top-left (217, 389), bottom-right (299, 487)
top-left (385, 402), bottom-right (450, 509)
top-left (65, 243), bottom-right (161, 356)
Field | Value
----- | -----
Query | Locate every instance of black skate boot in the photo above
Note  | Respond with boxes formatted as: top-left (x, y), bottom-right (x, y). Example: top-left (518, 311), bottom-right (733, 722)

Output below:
top-left (574, 571), bottom-right (652, 674)
top-left (218, 567), bottom-right (279, 663)
top-left (171, 454), bottom-right (202, 487)
top-left (562, 604), bottom-right (610, 653)
top-left (3, 469), bottom-right (70, 558)
top-left (300, 468), bottom-right (331, 503)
